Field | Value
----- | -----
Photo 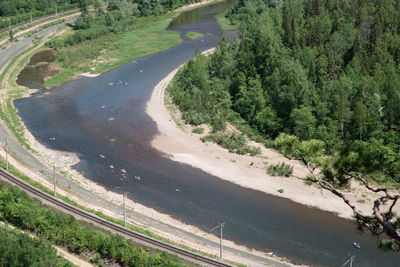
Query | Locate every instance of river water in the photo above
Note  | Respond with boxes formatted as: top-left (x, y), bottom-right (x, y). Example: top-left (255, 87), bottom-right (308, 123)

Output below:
top-left (14, 1), bottom-right (400, 266)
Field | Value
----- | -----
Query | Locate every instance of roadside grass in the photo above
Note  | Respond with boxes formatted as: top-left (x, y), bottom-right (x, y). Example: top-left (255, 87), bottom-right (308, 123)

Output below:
top-left (185, 31), bottom-right (204, 39)
top-left (0, 44), bottom-right (38, 150)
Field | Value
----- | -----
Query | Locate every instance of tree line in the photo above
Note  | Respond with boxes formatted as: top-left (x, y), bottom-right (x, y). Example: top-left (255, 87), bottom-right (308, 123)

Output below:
top-left (0, 181), bottom-right (189, 266)
top-left (168, 0), bottom-right (400, 248)
top-left (0, 0), bottom-right (84, 30)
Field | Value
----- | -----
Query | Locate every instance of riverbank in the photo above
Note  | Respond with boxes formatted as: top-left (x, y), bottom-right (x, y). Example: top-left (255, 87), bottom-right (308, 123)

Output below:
top-left (44, 0), bottom-right (224, 88)
top-left (146, 50), bottom-right (400, 220)
top-left (0, 1), bottom-right (299, 266)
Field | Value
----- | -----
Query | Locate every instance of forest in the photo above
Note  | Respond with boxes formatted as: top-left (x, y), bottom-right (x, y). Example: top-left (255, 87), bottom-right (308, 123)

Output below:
top-left (0, 226), bottom-right (73, 266)
top-left (167, 0), bottom-right (400, 248)
top-left (0, 181), bottom-right (188, 266)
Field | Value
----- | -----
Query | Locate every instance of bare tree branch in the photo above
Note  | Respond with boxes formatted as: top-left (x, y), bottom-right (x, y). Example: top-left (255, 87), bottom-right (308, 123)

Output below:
top-left (305, 161), bottom-right (400, 244)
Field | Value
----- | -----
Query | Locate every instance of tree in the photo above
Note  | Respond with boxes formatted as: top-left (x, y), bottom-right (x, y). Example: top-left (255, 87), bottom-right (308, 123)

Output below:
top-left (78, 0), bottom-right (89, 15)
top-left (290, 106), bottom-right (316, 140)
top-left (275, 133), bottom-right (400, 249)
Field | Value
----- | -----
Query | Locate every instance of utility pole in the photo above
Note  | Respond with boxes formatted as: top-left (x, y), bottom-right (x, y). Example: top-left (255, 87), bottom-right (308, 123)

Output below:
top-left (53, 165), bottom-right (56, 196)
top-left (341, 254), bottom-right (355, 267)
top-left (123, 191), bottom-right (126, 226)
top-left (30, 11), bottom-right (32, 24)
top-left (5, 138), bottom-right (8, 171)
top-left (211, 221), bottom-right (225, 260)
top-left (55, 0), bottom-right (58, 16)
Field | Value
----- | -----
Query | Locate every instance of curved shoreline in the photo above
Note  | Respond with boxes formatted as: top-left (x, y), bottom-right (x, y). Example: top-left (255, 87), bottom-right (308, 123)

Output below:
top-left (0, 2), bottom-right (299, 267)
top-left (146, 50), bottom-right (400, 221)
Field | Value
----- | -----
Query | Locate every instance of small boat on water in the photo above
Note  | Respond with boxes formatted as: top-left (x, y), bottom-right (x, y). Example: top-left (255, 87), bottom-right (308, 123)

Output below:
top-left (99, 154), bottom-right (105, 159)
top-left (100, 105), bottom-right (105, 109)
top-left (120, 168), bottom-right (126, 173)
top-left (109, 165), bottom-right (114, 169)
top-left (107, 117), bottom-right (115, 121)
top-left (49, 137), bottom-right (56, 141)
top-left (353, 242), bottom-right (360, 249)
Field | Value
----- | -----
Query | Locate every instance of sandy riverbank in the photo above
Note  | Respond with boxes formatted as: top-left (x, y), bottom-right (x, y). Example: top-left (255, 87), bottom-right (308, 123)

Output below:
top-left (146, 50), bottom-right (400, 220)
top-left (0, 2), bottom-right (300, 266)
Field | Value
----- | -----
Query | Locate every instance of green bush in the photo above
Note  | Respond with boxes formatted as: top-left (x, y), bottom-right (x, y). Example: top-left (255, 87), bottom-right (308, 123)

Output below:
top-left (267, 162), bottom-right (294, 177)
top-left (192, 127), bottom-right (204, 134)
top-left (201, 131), bottom-right (261, 156)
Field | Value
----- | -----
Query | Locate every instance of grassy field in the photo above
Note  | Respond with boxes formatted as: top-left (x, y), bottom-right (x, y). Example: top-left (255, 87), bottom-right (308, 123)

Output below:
top-left (45, 13), bottom-right (182, 87)
top-left (185, 31), bottom-right (204, 39)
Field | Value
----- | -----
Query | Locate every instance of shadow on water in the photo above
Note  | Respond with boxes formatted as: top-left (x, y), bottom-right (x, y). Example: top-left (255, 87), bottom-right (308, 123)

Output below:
top-left (16, 49), bottom-right (59, 89)
top-left (14, 1), bottom-right (400, 266)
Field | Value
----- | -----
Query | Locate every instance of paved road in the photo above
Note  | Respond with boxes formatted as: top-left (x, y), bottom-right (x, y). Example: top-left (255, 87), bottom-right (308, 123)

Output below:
top-left (0, 8), bottom-right (79, 34)
top-left (0, 20), bottom-right (290, 267)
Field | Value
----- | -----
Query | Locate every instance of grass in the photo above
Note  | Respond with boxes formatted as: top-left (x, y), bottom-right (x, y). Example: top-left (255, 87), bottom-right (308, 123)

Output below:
top-left (201, 131), bottom-right (261, 156)
top-left (185, 31), bottom-right (204, 39)
top-left (0, 44), bottom-right (39, 150)
top-left (216, 11), bottom-right (238, 31)
top-left (46, 12), bottom-right (182, 87)
top-left (267, 162), bottom-right (294, 177)
top-left (192, 127), bottom-right (204, 134)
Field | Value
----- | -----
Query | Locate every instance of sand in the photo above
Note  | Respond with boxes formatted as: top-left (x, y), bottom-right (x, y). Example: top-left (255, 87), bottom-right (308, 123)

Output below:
top-left (146, 49), bottom-right (400, 220)
top-left (2, 2), bottom-right (399, 266)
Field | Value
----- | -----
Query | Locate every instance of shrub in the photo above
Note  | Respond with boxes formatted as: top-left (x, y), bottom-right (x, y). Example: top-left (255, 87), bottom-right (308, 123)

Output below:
top-left (201, 131), bottom-right (261, 156)
top-left (192, 127), bottom-right (204, 134)
top-left (267, 162), bottom-right (293, 177)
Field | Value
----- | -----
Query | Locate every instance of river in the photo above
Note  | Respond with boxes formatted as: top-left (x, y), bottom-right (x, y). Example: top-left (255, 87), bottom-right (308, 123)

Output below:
top-left (14, 1), bottom-right (400, 266)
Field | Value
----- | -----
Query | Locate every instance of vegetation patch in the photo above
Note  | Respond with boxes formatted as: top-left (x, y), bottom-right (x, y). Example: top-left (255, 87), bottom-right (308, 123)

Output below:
top-left (0, 44), bottom-right (39, 150)
top-left (0, 226), bottom-right (72, 266)
top-left (185, 31), bottom-right (203, 39)
top-left (201, 131), bottom-right (261, 156)
top-left (215, 11), bottom-right (237, 31)
top-left (0, 180), bottom-right (189, 266)
top-left (267, 162), bottom-right (294, 177)
top-left (192, 127), bottom-right (204, 134)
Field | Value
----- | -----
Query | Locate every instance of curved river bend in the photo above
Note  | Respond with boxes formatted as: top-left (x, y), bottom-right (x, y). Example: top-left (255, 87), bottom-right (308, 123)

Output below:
top-left (14, 1), bottom-right (400, 266)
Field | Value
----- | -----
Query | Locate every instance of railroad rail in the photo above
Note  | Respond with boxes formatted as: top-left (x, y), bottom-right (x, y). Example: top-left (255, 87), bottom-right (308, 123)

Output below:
top-left (0, 8), bottom-right (79, 34)
top-left (0, 167), bottom-right (232, 267)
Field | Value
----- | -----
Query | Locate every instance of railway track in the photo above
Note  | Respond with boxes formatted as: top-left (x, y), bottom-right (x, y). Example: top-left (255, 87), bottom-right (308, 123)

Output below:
top-left (0, 167), bottom-right (232, 267)
top-left (0, 8), bottom-right (79, 35)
